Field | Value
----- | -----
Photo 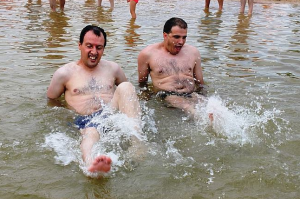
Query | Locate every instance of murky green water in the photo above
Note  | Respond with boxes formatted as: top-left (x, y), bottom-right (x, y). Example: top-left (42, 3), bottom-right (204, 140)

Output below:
top-left (1, 0), bottom-right (300, 198)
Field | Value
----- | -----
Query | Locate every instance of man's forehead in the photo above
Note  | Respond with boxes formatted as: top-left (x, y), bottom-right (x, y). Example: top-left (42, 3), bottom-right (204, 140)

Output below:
top-left (170, 26), bottom-right (187, 33)
top-left (83, 31), bottom-right (104, 43)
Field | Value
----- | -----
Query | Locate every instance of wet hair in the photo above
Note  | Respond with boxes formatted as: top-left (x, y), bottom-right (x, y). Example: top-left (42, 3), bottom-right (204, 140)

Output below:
top-left (79, 25), bottom-right (107, 47)
top-left (163, 17), bottom-right (188, 34)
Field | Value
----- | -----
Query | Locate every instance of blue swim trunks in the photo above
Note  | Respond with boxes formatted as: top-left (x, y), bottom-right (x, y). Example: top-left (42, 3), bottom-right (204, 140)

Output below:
top-left (74, 109), bottom-right (106, 130)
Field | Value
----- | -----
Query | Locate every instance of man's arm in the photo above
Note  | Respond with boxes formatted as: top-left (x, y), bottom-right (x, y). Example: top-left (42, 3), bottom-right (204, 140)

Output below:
top-left (114, 63), bottom-right (127, 86)
top-left (137, 50), bottom-right (150, 87)
top-left (47, 67), bottom-right (68, 99)
top-left (193, 49), bottom-right (204, 86)
top-left (193, 49), bottom-right (206, 94)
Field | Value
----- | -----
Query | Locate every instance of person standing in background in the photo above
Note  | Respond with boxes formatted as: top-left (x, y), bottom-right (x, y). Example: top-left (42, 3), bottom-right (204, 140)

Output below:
top-left (98, 0), bottom-right (114, 9)
top-left (240, 0), bottom-right (253, 15)
top-left (127, 0), bottom-right (138, 18)
top-left (49, 0), bottom-right (65, 11)
top-left (49, 0), bottom-right (114, 12)
top-left (204, 0), bottom-right (224, 12)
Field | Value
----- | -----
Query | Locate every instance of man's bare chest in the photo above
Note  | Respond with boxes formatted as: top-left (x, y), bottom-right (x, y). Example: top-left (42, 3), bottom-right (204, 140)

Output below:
top-left (150, 56), bottom-right (194, 76)
top-left (68, 76), bottom-right (115, 96)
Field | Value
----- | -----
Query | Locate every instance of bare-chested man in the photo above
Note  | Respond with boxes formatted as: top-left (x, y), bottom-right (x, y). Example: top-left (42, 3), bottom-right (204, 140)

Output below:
top-left (47, 25), bottom-right (142, 175)
top-left (138, 17), bottom-right (209, 118)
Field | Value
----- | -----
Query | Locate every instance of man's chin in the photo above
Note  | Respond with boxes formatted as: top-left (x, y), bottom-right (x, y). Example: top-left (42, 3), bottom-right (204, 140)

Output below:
top-left (170, 51), bottom-right (180, 55)
top-left (87, 61), bottom-right (98, 68)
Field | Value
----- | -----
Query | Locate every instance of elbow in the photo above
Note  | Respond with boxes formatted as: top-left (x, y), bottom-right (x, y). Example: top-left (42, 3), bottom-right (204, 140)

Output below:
top-left (47, 90), bottom-right (59, 100)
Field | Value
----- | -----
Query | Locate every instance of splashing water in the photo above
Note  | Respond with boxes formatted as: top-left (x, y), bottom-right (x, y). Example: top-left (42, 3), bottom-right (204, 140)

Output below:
top-left (43, 104), bottom-right (157, 178)
top-left (43, 132), bottom-right (80, 166)
top-left (194, 95), bottom-right (290, 146)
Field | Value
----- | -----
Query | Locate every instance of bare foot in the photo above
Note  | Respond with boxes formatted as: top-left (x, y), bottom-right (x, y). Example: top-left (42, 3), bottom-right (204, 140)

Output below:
top-left (88, 155), bottom-right (112, 173)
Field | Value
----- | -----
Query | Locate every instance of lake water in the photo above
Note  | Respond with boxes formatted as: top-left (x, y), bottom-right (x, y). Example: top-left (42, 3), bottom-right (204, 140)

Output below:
top-left (1, 0), bottom-right (300, 198)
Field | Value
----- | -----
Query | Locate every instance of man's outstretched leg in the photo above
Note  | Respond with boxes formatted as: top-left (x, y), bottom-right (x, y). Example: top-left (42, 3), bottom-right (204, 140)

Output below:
top-left (80, 127), bottom-right (112, 173)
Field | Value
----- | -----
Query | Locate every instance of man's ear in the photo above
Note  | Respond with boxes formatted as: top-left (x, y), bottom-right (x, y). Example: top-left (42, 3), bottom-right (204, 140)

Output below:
top-left (163, 32), bottom-right (167, 40)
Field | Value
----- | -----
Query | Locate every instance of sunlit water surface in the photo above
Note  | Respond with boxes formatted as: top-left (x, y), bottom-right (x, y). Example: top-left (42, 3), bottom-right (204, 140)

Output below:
top-left (0, 0), bottom-right (300, 198)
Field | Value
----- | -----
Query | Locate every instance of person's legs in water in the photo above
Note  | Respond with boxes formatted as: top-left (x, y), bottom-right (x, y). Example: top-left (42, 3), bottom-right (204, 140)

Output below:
top-left (80, 82), bottom-right (143, 173)
top-left (111, 82), bottom-right (146, 158)
top-left (80, 127), bottom-right (112, 173)
top-left (127, 0), bottom-right (138, 18)
top-left (163, 93), bottom-right (213, 122)
top-left (98, 0), bottom-right (114, 9)
top-left (204, 0), bottom-right (211, 12)
top-left (248, 0), bottom-right (254, 15)
top-left (240, 0), bottom-right (253, 15)
top-left (49, 0), bottom-right (65, 11)
top-left (59, 0), bottom-right (65, 11)
top-left (205, 0), bottom-right (223, 12)
top-left (111, 82), bottom-right (141, 120)
top-left (217, 0), bottom-right (223, 11)
top-left (240, 0), bottom-right (246, 13)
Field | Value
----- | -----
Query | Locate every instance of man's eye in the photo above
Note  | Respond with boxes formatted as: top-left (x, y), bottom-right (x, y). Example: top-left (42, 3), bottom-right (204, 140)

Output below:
top-left (97, 46), bottom-right (103, 50)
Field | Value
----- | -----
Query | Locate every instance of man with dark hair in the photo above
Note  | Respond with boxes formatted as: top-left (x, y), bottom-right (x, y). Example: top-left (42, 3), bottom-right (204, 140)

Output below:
top-left (138, 17), bottom-right (209, 119)
top-left (47, 25), bottom-right (142, 175)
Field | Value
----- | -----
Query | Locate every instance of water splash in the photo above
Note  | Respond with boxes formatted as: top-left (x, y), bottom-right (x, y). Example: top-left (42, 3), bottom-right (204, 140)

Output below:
top-left (43, 105), bottom-right (157, 178)
top-left (43, 132), bottom-right (80, 166)
top-left (194, 95), bottom-right (290, 146)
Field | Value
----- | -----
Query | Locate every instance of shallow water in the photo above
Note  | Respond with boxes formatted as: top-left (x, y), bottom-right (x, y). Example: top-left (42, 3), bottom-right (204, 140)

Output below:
top-left (1, 0), bottom-right (300, 198)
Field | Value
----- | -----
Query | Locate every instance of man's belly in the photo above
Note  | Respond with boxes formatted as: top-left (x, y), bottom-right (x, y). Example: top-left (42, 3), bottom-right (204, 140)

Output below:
top-left (152, 76), bottom-right (196, 93)
top-left (65, 94), bottom-right (113, 115)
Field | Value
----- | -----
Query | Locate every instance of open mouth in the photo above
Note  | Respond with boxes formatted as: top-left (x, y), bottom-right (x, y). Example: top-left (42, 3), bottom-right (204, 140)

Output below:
top-left (89, 54), bottom-right (97, 61)
top-left (175, 45), bottom-right (182, 52)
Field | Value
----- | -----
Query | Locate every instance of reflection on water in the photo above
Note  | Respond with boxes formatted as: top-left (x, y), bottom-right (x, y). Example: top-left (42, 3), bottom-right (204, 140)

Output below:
top-left (231, 14), bottom-right (251, 56)
top-left (124, 18), bottom-right (141, 48)
top-left (44, 12), bottom-right (70, 48)
top-left (198, 10), bottom-right (223, 62)
top-left (82, 0), bottom-right (114, 25)
top-left (0, 0), bottom-right (300, 198)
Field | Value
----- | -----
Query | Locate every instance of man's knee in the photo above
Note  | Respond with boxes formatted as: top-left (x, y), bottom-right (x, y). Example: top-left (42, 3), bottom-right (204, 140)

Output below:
top-left (116, 82), bottom-right (136, 94)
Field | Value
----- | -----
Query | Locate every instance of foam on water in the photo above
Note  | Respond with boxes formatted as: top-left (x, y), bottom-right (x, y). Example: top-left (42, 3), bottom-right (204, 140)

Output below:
top-left (43, 132), bottom-right (80, 166)
top-left (194, 95), bottom-right (290, 146)
top-left (42, 95), bottom-right (290, 179)
top-left (43, 104), bottom-right (157, 178)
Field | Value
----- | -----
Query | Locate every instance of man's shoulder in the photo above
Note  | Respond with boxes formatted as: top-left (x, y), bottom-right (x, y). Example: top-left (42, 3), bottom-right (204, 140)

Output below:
top-left (184, 44), bottom-right (200, 52)
top-left (100, 59), bottom-right (118, 68)
top-left (63, 61), bottom-right (78, 68)
top-left (54, 62), bottom-right (77, 76)
top-left (139, 43), bottom-right (162, 57)
top-left (57, 61), bottom-right (77, 71)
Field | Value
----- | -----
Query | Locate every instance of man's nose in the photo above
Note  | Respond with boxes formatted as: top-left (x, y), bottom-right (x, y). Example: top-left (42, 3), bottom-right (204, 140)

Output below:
top-left (91, 46), bottom-right (97, 53)
top-left (178, 38), bottom-right (184, 44)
